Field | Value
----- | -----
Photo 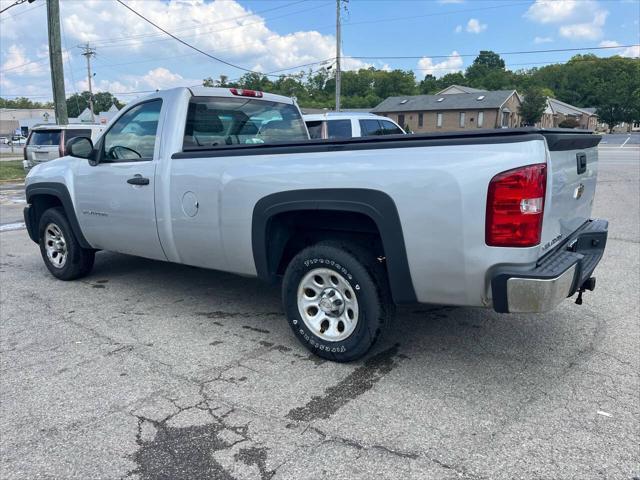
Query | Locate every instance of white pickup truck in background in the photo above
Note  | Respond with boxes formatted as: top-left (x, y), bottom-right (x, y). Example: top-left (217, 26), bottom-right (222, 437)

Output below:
top-left (23, 86), bottom-right (608, 362)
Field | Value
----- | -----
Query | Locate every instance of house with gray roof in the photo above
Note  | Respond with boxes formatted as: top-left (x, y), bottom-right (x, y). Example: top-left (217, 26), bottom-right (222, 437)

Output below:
top-left (371, 89), bottom-right (521, 132)
top-left (538, 98), bottom-right (598, 130)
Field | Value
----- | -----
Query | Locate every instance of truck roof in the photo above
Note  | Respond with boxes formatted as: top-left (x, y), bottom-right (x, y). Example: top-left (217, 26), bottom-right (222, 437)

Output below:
top-left (188, 86), bottom-right (297, 105)
top-left (302, 112), bottom-right (389, 121)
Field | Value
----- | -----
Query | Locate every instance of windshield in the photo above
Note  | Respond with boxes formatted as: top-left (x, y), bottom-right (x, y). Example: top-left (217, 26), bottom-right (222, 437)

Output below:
top-left (183, 96), bottom-right (308, 149)
top-left (29, 130), bottom-right (61, 146)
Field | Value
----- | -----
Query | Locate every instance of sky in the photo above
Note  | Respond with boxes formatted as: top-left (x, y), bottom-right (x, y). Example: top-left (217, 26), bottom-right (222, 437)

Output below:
top-left (0, 0), bottom-right (638, 103)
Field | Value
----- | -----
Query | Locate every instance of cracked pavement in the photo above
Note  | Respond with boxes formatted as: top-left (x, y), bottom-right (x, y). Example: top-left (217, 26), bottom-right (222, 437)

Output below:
top-left (1, 148), bottom-right (638, 479)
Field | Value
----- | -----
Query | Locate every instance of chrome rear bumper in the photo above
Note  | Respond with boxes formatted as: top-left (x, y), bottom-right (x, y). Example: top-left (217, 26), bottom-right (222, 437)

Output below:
top-left (492, 219), bottom-right (608, 313)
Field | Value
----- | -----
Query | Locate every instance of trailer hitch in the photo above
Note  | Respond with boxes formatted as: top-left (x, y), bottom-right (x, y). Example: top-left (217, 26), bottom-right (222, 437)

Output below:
top-left (575, 277), bottom-right (597, 305)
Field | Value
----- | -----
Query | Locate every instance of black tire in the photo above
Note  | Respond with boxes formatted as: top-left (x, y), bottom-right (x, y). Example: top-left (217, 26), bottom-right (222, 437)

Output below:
top-left (282, 241), bottom-right (394, 362)
top-left (38, 207), bottom-right (95, 280)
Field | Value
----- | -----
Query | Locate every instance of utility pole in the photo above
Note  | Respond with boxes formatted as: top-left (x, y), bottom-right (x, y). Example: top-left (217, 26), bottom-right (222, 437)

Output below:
top-left (80, 43), bottom-right (96, 122)
top-left (46, 0), bottom-right (68, 125)
top-left (335, 0), bottom-right (341, 112)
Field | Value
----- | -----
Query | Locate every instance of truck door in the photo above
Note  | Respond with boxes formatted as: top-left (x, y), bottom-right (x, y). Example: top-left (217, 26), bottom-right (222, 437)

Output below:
top-left (74, 99), bottom-right (166, 260)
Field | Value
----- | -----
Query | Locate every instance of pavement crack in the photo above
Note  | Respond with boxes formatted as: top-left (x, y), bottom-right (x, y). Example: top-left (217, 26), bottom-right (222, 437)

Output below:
top-left (285, 344), bottom-right (405, 422)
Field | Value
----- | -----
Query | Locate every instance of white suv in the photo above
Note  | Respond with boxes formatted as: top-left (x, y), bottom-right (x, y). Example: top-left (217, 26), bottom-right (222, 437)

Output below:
top-left (303, 112), bottom-right (405, 140)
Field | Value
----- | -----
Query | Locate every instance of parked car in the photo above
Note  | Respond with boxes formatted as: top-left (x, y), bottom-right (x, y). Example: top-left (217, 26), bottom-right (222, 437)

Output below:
top-left (23, 124), bottom-right (105, 172)
top-left (0, 136), bottom-right (8, 144)
top-left (304, 112), bottom-right (405, 139)
top-left (24, 87), bottom-right (608, 362)
top-left (8, 135), bottom-right (27, 145)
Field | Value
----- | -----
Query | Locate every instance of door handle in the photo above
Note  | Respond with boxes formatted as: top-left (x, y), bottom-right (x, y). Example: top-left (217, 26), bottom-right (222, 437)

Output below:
top-left (127, 175), bottom-right (149, 186)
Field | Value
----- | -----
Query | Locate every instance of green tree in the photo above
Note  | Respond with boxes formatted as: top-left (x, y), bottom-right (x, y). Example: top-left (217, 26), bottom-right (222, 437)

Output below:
top-left (466, 51), bottom-right (508, 89)
top-left (0, 97), bottom-right (53, 109)
top-left (519, 87), bottom-right (547, 126)
top-left (66, 91), bottom-right (123, 118)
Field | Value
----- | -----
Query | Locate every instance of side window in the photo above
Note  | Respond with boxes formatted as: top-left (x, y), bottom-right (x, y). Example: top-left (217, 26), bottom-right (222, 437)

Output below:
top-left (359, 119), bottom-right (383, 136)
top-left (327, 119), bottom-right (352, 139)
top-left (306, 121), bottom-right (324, 139)
top-left (381, 120), bottom-right (403, 135)
top-left (103, 100), bottom-right (162, 162)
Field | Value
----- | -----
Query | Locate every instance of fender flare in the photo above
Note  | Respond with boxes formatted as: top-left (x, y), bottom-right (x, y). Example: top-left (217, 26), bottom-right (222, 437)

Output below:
top-left (25, 182), bottom-right (91, 249)
top-left (251, 188), bottom-right (417, 304)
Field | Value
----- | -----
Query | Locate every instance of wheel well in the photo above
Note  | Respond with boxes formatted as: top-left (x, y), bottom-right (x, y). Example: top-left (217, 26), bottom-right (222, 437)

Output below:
top-left (265, 210), bottom-right (385, 277)
top-left (30, 194), bottom-right (63, 230)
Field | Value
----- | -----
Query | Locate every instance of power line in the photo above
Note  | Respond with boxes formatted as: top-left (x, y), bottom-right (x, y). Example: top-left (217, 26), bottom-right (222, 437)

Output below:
top-left (95, 1), bottom-right (330, 50)
top-left (0, 0), bottom-right (31, 14)
top-left (93, 0), bottom-right (308, 46)
top-left (113, 0), bottom-right (312, 78)
top-left (341, 1), bottom-right (531, 28)
top-left (348, 44), bottom-right (640, 60)
top-left (0, 0), bottom-right (41, 20)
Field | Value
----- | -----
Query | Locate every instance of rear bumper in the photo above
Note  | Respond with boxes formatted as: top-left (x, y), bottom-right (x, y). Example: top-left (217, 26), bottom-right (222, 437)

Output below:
top-left (491, 219), bottom-right (608, 313)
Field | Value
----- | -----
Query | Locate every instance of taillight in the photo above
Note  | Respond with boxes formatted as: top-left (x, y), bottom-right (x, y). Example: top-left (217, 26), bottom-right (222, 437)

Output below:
top-left (230, 88), bottom-right (263, 98)
top-left (486, 163), bottom-right (546, 247)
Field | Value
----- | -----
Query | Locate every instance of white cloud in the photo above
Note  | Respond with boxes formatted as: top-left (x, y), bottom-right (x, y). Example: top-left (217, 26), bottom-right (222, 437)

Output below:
top-left (599, 41), bottom-right (640, 58)
top-left (534, 36), bottom-right (553, 44)
top-left (416, 51), bottom-right (464, 78)
top-left (1, 0), bottom-right (369, 100)
top-left (559, 10), bottom-right (608, 40)
top-left (525, 0), bottom-right (608, 40)
top-left (525, 0), bottom-right (582, 23)
top-left (0, 44), bottom-right (45, 76)
top-left (466, 18), bottom-right (487, 34)
top-left (454, 25), bottom-right (463, 33)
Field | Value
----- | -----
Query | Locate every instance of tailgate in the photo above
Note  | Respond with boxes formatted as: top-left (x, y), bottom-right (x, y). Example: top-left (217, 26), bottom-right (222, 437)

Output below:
top-left (539, 131), bottom-right (601, 256)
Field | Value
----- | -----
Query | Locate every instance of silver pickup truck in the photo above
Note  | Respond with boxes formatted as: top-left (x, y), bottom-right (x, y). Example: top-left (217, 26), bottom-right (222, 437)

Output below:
top-left (24, 87), bottom-right (608, 362)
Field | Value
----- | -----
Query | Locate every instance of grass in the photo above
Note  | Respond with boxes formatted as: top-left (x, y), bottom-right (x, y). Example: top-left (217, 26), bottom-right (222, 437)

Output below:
top-left (0, 161), bottom-right (26, 182)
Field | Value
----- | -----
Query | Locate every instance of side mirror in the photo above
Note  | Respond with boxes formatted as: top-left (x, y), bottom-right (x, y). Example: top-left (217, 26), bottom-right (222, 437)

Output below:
top-left (65, 136), bottom-right (94, 161)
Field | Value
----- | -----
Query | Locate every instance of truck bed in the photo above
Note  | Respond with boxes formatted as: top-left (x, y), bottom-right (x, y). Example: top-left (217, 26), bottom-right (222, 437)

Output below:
top-left (173, 127), bottom-right (601, 158)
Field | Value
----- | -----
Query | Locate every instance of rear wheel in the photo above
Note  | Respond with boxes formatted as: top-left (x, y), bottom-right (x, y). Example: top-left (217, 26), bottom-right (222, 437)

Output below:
top-left (38, 207), bottom-right (94, 280)
top-left (282, 241), bottom-right (393, 362)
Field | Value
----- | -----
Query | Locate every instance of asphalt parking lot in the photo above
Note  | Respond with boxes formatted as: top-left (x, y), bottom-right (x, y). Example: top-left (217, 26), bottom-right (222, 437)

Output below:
top-left (1, 146), bottom-right (638, 480)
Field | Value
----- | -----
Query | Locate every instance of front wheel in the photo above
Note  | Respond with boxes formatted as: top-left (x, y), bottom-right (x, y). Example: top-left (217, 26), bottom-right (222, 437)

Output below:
top-left (282, 242), bottom-right (393, 362)
top-left (38, 207), bottom-right (95, 280)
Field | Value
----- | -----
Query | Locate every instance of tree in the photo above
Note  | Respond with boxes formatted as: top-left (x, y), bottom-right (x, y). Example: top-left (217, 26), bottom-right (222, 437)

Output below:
top-left (419, 74), bottom-right (439, 94)
top-left (466, 51), bottom-right (508, 89)
top-left (66, 91), bottom-right (123, 118)
top-left (0, 97), bottom-right (53, 109)
top-left (519, 87), bottom-right (547, 126)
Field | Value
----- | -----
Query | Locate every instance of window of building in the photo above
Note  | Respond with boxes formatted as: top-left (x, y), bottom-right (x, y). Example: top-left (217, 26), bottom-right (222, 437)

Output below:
top-left (418, 113), bottom-right (424, 128)
top-left (397, 114), bottom-right (405, 128)
top-left (501, 111), bottom-right (510, 127)
top-left (459, 112), bottom-right (466, 128)
top-left (478, 111), bottom-right (484, 128)
top-left (436, 112), bottom-right (443, 128)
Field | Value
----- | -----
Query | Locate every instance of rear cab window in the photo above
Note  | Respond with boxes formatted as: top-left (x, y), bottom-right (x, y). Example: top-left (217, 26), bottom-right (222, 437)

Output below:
top-left (327, 119), bottom-right (352, 139)
top-left (183, 96), bottom-right (308, 149)
top-left (28, 130), bottom-right (61, 146)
